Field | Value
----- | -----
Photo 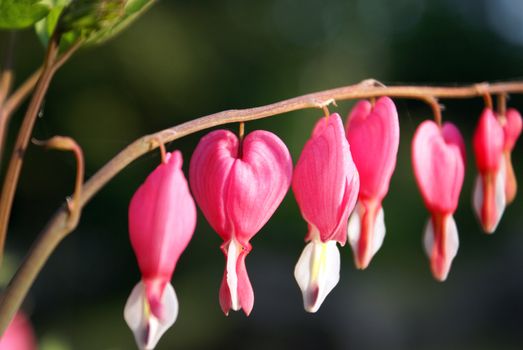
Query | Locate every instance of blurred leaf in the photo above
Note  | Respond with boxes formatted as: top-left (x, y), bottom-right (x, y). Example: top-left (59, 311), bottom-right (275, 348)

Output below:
top-left (34, 0), bottom-right (70, 47)
top-left (35, 0), bottom-right (155, 50)
top-left (0, 0), bottom-right (51, 29)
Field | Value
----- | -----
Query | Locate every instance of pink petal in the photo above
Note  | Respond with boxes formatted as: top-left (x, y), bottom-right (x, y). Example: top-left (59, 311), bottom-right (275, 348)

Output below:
top-left (189, 130), bottom-right (237, 241)
top-left (292, 114), bottom-right (360, 244)
top-left (412, 121), bottom-right (465, 214)
top-left (0, 313), bottom-right (37, 350)
top-left (219, 240), bottom-right (254, 316)
top-left (501, 108), bottom-right (522, 203)
top-left (503, 108), bottom-right (522, 151)
top-left (129, 151), bottom-right (197, 317)
top-left (346, 96), bottom-right (400, 202)
top-left (473, 108), bottom-right (504, 173)
top-left (190, 130), bottom-right (292, 244)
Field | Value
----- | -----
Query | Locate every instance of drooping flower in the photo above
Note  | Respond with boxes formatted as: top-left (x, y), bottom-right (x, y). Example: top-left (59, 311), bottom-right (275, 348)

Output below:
top-left (0, 312), bottom-right (37, 350)
top-left (500, 108), bottom-right (522, 204)
top-left (124, 151), bottom-right (196, 350)
top-left (189, 129), bottom-right (292, 316)
top-left (345, 97), bottom-right (399, 269)
top-left (472, 108), bottom-right (506, 233)
top-left (293, 114), bottom-right (359, 312)
top-left (412, 120), bottom-right (465, 281)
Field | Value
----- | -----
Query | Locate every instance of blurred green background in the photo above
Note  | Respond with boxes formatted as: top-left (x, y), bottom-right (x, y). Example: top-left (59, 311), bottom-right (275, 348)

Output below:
top-left (1, 0), bottom-right (523, 349)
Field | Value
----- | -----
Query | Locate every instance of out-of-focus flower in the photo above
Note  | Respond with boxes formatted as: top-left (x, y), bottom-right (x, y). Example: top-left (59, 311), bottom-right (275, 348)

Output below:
top-left (412, 121), bottom-right (465, 281)
top-left (0, 312), bottom-right (37, 350)
top-left (345, 97), bottom-right (399, 269)
top-left (472, 109), bottom-right (506, 233)
top-left (293, 114), bottom-right (359, 312)
top-left (500, 108), bottom-right (522, 204)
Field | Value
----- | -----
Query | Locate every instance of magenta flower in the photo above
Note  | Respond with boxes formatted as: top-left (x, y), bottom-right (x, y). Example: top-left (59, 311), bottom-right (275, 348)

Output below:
top-left (345, 97), bottom-right (399, 269)
top-left (0, 312), bottom-right (37, 350)
top-left (412, 121), bottom-right (465, 281)
top-left (124, 151), bottom-right (196, 350)
top-left (500, 108), bottom-right (522, 204)
top-left (472, 108), bottom-right (506, 233)
top-left (293, 114), bottom-right (359, 312)
top-left (189, 129), bottom-right (292, 316)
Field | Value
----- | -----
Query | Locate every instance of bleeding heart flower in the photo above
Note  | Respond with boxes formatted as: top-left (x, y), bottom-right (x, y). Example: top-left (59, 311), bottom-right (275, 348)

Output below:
top-left (189, 129), bottom-right (292, 316)
top-left (500, 108), bottom-right (522, 204)
top-left (125, 151), bottom-right (196, 350)
top-left (472, 108), bottom-right (506, 233)
top-left (0, 312), bottom-right (37, 350)
top-left (293, 114), bottom-right (359, 312)
top-left (412, 120), bottom-right (465, 281)
top-left (345, 97), bottom-right (399, 269)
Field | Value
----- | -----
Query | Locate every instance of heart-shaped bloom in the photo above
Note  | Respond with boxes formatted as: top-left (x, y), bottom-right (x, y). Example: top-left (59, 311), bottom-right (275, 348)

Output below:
top-left (412, 120), bottom-right (465, 281)
top-left (500, 108), bottom-right (522, 204)
top-left (0, 312), bottom-right (36, 350)
top-left (345, 97), bottom-right (399, 269)
top-left (125, 151), bottom-right (196, 350)
top-left (472, 108), bottom-right (506, 233)
top-left (189, 129), bottom-right (292, 316)
top-left (293, 114), bottom-right (359, 312)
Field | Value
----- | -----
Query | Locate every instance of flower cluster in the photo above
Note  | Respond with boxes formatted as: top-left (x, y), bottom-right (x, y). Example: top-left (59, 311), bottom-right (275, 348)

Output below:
top-left (123, 98), bottom-right (521, 349)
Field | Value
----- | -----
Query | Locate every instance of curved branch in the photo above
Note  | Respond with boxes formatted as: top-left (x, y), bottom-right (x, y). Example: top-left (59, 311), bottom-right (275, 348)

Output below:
top-left (1, 79), bottom-right (523, 334)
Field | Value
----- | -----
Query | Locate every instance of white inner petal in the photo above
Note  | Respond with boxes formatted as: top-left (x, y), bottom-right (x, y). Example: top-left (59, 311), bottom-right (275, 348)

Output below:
top-left (472, 174), bottom-right (482, 223)
top-left (372, 206), bottom-right (386, 257)
top-left (124, 281), bottom-right (178, 350)
top-left (226, 239), bottom-right (241, 311)
top-left (294, 240), bottom-right (340, 313)
top-left (347, 202), bottom-right (362, 252)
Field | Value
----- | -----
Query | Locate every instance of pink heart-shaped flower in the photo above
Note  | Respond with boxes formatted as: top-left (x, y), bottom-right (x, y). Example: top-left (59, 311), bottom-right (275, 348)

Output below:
top-left (345, 96), bottom-right (399, 269)
top-left (412, 120), bottom-right (465, 281)
top-left (190, 129), bottom-right (292, 315)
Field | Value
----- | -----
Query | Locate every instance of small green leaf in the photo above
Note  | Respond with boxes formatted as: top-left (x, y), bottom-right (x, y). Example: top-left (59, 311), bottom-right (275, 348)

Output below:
top-left (0, 0), bottom-right (51, 29)
top-left (35, 0), bottom-right (70, 47)
top-left (35, 0), bottom-right (155, 50)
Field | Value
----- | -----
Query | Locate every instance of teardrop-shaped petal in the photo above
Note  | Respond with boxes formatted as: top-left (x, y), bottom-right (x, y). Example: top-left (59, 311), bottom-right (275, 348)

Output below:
top-left (423, 214), bottom-right (459, 281)
top-left (219, 239), bottom-right (254, 316)
top-left (347, 200), bottom-right (386, 269)
top-left (190, 130), bottom-right (292, 244)
top-left (294, 240), bottom-right (340, 313)
top-left (473, 108), bottom-right (504, 173)
top-left (124, 281), bottom-right (178, 350)
top-left (292, 114), bottom-right (360, 244)
top-left (502, 108), bottom-right (522, 152)
top-left (501, 108), bottom-right (522, 203)
top-left (472, 161), bottom-right (506, 234)
top-left (412, 121), bottom-right (465, 214)
top-left (346, 96), bottom-right (400, 202)
top-left (129, 151), bottom-right (196, 318)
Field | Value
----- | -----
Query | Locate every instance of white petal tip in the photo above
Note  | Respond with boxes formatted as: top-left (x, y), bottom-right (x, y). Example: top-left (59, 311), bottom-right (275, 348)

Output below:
top-left (347, 204), bottom-right (386, 269)
top-left (294, 240), bottom-right (340, 313)
top-left (124, 281), bottom-right (178, 350)
top-left (423, 216), bottom-right (459, 282)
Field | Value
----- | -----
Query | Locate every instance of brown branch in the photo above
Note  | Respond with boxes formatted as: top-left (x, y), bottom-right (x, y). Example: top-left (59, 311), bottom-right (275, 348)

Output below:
top-left (0, 38), bottom-right (83, 266)
top-left (1, 78), bottom-right (523, 334)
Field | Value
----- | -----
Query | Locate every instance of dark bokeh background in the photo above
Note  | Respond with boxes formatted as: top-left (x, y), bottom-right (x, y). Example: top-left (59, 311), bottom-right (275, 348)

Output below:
top-left (2, 0), bottom-right (523, 349)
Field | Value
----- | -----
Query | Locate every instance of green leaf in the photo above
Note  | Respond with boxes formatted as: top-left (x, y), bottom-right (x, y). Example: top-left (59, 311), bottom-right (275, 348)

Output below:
top-left (34, 0), bottom-right (70, 47)
top-left (35, 0), bottom-right (155, 50)
top-left (0, 0), bottom-right (51, 29)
